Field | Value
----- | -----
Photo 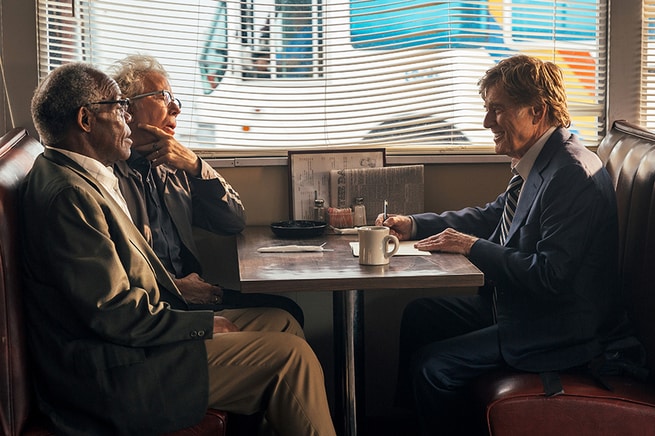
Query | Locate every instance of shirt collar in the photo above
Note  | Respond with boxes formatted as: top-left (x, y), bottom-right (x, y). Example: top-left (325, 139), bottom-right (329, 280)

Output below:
top-left (513, 126), bottom-right (556, 180)
top-left (46, 145), bottom-right (133, 221)
top-left (126, 149), bottom-right (152, 176)
top-left (46, 145), bottom-right (116, 184)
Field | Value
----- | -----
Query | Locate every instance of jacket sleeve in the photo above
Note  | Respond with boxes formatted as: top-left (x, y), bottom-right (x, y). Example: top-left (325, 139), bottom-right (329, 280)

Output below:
top-left (187, 158), bottom-right (246, 235)
top-left (411, 194), bottom-right (505, 240)
top-left (39, 184), bottom-right (215, 347)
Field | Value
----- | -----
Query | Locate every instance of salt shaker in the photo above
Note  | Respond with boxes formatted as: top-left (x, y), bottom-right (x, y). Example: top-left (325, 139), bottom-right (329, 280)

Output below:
top-left (313, 198), bottom-right (326, 222)
top-left (353, 197), bottom-right (366, 226)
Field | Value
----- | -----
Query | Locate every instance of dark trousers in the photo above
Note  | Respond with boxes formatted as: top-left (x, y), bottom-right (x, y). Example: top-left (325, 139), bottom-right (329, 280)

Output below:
top-left (396, 293), bottom-right (505, 435)
top-left (190, 289), bottom-right (305, 327)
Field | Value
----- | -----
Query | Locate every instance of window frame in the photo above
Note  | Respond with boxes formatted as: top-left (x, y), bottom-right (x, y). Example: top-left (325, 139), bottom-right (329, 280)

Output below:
top-left (35, 0), bottom-right (609, 162)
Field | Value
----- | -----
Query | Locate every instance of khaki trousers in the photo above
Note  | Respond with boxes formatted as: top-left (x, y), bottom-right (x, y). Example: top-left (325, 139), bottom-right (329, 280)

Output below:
top-left (217, 306), bottom-right (305, 338)
top-left (206, 307), bottom-right (336, 436)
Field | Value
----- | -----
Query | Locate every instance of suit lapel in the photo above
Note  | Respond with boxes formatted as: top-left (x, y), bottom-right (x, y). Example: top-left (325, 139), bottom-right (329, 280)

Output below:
top-left (505, 128), bottom-right (569, 244)
top-left (114, 159), bottom-right (153, 245)
top-left (44, 149), bottom-right (187, 307)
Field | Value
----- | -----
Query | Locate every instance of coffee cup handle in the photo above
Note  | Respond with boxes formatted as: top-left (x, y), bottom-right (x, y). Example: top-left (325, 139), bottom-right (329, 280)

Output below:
top-left (384, 235), bottom-right (400, 258)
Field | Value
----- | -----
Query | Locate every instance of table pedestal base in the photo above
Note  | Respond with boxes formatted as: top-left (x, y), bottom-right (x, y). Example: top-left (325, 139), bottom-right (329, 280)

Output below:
top-left (333, 290), bottom-right (365, 436)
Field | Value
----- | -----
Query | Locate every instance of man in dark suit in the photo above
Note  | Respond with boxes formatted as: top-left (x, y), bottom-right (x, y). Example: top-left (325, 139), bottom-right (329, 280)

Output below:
top-left (379, 54), bottom-right (622, 435)
top-left (21, 62), bottom-right (336, 436)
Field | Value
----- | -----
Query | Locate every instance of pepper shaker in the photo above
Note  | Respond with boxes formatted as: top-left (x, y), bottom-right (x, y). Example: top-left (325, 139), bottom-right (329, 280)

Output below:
top-left (353, 197), bottom-right (366, 226)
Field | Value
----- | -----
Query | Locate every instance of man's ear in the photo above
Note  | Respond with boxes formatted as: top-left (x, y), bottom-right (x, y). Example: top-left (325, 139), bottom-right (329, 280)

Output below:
top-left (77, 106), bottom-right (93, 132)
top-left (531, 103), bottom-right (546, 124)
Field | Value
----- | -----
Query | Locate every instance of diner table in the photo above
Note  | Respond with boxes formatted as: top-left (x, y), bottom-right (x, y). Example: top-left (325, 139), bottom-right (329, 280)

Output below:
top-left (236, 226), bottom-right (484, 436)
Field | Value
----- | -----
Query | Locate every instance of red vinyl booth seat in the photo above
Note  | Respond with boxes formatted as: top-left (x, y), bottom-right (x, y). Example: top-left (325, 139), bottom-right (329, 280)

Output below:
top-left (0, 128), bottom-right (227, 436)
top-left (473, 120), bottom-right (655, 436)
top-left (478, 370), bottom-right (655, 436)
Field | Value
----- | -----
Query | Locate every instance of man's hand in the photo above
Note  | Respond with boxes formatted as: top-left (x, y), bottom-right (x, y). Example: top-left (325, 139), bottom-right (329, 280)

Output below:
top-left (413, 228), bottom-right (478, 255)
top-left (213, 315), bottom-right (240, 333)
top-left (375, 213), bottom-right (413, 240)
top-left (173, 273), bottom-right (223, 305)
top-left (131, 123), bottom-right (201, 176)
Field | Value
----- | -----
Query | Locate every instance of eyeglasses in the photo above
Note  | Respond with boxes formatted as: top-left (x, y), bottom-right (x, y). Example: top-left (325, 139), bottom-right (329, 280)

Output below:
top-left (85, 99), bottom-right (131, 117)
top-left (130, 90), bottom-right (182, 109)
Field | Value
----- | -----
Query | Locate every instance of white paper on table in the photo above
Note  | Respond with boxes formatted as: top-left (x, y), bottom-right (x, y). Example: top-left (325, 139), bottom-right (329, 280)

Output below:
top-left (330, 226), bottom-right (359, 235)
top-left (349, 241), bottom-right (431, 257)
top-left (258, 245), bottom-right (333, 253)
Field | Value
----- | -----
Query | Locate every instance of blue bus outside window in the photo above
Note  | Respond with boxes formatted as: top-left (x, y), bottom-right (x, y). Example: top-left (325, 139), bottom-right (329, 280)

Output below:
top-left (510, 0), bottom-right (598, 42)
top-left (349, 0), bottom-right (597, 51)
top-left (349, 0), bottom-right (505, 50)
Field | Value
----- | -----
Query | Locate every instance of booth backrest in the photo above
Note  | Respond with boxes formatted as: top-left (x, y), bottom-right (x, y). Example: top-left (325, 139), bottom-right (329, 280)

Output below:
top-left (597, 120), bottom-right (655, 375)
top-left (0, 128), bottom-right (43, 436)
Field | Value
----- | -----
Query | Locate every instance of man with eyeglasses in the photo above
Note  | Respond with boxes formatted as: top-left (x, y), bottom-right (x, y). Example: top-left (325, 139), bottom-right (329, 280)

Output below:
top-left (110, 55), bottom-right (304, 328)
top-left (21, 62), bottom-right (336, 436)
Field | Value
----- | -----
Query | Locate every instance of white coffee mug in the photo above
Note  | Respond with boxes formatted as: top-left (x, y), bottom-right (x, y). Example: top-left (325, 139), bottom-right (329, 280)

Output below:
top-left (357, 226), bottom-right (400, 265)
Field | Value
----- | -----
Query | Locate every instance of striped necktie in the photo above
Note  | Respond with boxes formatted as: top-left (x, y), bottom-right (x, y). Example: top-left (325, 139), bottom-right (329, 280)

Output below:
top-left (500, 174), bottom-right (523, 245)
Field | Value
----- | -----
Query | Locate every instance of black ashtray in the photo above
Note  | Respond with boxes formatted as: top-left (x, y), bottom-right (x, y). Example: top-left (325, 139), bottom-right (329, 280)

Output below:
top-left (270, 220), bottom-right (327, 238)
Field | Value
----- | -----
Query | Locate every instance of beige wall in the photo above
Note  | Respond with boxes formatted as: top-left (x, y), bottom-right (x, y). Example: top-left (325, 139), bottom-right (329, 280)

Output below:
top-left (0, 0), bottom-right (38, 137)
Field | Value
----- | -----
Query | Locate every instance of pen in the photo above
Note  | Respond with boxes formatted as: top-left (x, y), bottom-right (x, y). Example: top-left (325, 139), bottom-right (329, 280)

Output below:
top-left (383, 199), bottom-right (388, 221)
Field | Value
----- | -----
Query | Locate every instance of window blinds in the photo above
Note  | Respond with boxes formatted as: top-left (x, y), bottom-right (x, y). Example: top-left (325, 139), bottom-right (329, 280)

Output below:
top-left (642, 1), bottom-right (655, 129)
top-left (37, 0), bottom-right (606, 155)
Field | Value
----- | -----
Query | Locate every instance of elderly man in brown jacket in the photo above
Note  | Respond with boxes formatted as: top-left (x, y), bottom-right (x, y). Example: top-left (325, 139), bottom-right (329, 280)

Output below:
top-left (20, 62), bottom-right (336, 436)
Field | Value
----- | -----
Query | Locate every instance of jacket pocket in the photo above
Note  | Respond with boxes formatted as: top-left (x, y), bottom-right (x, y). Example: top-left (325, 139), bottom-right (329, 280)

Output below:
top-left (73, 341), bottom-right (146, 374)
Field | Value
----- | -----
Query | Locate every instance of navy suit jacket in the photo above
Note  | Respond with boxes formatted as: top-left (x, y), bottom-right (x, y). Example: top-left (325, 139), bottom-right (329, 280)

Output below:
top-left (412, 128), bottom-right (620, 372)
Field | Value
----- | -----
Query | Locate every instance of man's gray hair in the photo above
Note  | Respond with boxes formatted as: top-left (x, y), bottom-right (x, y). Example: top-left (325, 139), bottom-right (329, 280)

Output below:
top-left (31, 62), bottom-right (106, 146)
top-left (109, 54), bottom-right (168, 98)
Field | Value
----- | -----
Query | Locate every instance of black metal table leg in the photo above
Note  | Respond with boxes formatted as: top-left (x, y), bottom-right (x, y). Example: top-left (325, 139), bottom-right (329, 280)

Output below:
top-left (333, 289), bottom-right (365, 436)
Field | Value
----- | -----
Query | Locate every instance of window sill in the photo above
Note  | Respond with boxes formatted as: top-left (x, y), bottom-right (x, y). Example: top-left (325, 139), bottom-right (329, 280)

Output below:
top-left (203, 154), bottom-right (512, 168)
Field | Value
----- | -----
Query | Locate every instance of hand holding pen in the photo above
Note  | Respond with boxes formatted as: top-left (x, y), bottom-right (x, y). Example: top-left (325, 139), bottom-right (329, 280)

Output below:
top-left (376, 199), bottom-right (389, 225)
top-left (375, 200), bottom-right (412, 240)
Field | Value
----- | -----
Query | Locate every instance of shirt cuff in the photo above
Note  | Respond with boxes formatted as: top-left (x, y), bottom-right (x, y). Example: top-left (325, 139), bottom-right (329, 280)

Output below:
top-left (198, 158), bottom-right (220, 180)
